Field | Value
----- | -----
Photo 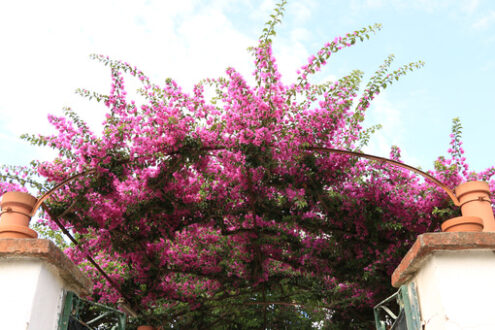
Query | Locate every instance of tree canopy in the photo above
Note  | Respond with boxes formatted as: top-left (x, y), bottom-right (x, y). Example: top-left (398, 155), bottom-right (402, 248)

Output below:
top-left (2, 1), bottom-right (494, 328)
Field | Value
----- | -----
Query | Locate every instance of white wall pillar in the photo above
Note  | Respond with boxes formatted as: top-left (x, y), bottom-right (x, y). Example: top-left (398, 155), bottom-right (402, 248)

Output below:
top-left (392, 232), bottom-right (495, 330)
top-left (0, 239), bottom-right (91, 330)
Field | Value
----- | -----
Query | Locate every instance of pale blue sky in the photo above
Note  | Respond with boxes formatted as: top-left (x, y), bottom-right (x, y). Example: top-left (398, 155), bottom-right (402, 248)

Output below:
top-left (1, 0), bottom-right (494, 173)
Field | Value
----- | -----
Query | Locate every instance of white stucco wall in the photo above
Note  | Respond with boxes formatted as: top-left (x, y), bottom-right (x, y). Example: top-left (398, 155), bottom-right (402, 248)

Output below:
top-left (0, 259), bottom-right (65, 330)
top-left (415, 250), bottom-right (495, 329)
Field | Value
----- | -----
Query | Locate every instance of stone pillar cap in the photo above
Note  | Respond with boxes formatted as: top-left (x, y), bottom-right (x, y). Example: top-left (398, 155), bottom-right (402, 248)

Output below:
top-left (0, 238), bottom-right (92, 296)
top-left (392, 232), bottom-right (495, 288)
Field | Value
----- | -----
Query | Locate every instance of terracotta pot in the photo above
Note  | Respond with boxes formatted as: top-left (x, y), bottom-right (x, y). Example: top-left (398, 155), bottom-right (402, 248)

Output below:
top-left (441, 216), bottom-right (484, 232)
top-left (0, 191), bottom-right (38, 238)
top-left (455, 181), bottom-right (495, 232)
top-left (137, 326), bottom-right (155, 330)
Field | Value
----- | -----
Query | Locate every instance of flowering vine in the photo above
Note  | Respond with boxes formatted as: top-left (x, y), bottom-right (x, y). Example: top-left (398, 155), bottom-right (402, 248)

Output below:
top-left (1, 1), bottom-right (491, 328)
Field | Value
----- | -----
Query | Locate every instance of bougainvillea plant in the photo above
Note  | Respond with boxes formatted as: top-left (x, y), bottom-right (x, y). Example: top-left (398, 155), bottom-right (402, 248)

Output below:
top-left (2, 1), bottom-right (494, 328)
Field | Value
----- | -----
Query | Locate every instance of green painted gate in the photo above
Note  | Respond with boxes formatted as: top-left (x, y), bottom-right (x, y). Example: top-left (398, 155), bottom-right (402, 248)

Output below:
top-left (374, 283), bottom-right (421, 329)
top-left (58, 291), bottom-right (126, 330)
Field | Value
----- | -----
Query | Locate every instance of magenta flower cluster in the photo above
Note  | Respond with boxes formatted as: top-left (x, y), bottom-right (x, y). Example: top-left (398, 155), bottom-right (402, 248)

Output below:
top-left (1, 2), bottom-right (491, 327)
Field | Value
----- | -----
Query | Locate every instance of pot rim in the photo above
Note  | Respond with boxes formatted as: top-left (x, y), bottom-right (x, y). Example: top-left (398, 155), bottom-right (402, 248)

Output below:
top-left (441, 216), bottom-right (484, 232)
top-left (455, 181), bottom-right (490, 199)
top-left (1, 191), bottom-right (37, 209)
top-left (0, 224), bottom-right (38, 238)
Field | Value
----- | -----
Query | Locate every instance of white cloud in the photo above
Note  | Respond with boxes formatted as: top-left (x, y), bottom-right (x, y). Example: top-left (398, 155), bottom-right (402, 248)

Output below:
top-left (364, 0), bottom-right (385, 9)
top-left (349, 0), bottom-right (472, 15)
top-left (481, 59), bottom-right (495, 71)
top-left (0, 0), bottom-right (317, 167)
top-left (462, 0), bottom-right (480, 14)
top-left (274, 27), bottom-right (312, 83)
top-left (472, 10), bottom-right (495, 29)
top-left (248, 0), bottom-right (277, 22)
top-left (362, 92), bottom-right (421, 166)
top-left (0, 0), bottom-right (262, 166)
top-left (363, 94), bottom-right (401, 152)
top-left (289, 2), bottom-right (314, 23)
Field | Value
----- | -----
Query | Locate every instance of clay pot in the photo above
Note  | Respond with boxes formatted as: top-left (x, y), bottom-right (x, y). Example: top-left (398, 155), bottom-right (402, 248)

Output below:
top-left (441, 216), bottom-right (484, 232)
top-left (137, 326), bottom-right (155, 330)
top-left (455, 181), bottom-right (495, 232)
top-left (0, 191), bottom-right (38, 238)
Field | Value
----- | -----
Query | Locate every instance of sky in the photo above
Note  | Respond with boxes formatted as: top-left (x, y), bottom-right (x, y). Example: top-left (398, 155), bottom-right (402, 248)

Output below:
top-left (1, 0), bottom-right (494, 174)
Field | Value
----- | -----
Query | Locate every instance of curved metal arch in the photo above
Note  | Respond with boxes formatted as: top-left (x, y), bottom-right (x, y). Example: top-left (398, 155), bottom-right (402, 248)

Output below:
top-left (30, 147), bottom-right (460, 218)
top-left (31, 169), bottom-right (96, 217)
top-left (306, 147), bottom-right (460, 206)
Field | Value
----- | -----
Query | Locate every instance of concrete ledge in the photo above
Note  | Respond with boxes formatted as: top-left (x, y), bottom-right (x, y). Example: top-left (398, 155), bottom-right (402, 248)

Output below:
top-left (392, 232), bottom-right (495, 288)
top-left (0, 238), bottom-right (92, 296)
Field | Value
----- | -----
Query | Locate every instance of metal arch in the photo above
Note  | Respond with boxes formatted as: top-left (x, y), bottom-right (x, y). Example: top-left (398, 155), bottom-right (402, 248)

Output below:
top-left (30, 147), bottom-right (461, 219)
top-left (31, 169), bottom-right (96, 217)
top-left (306, 147), bottom-right (460, 206)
